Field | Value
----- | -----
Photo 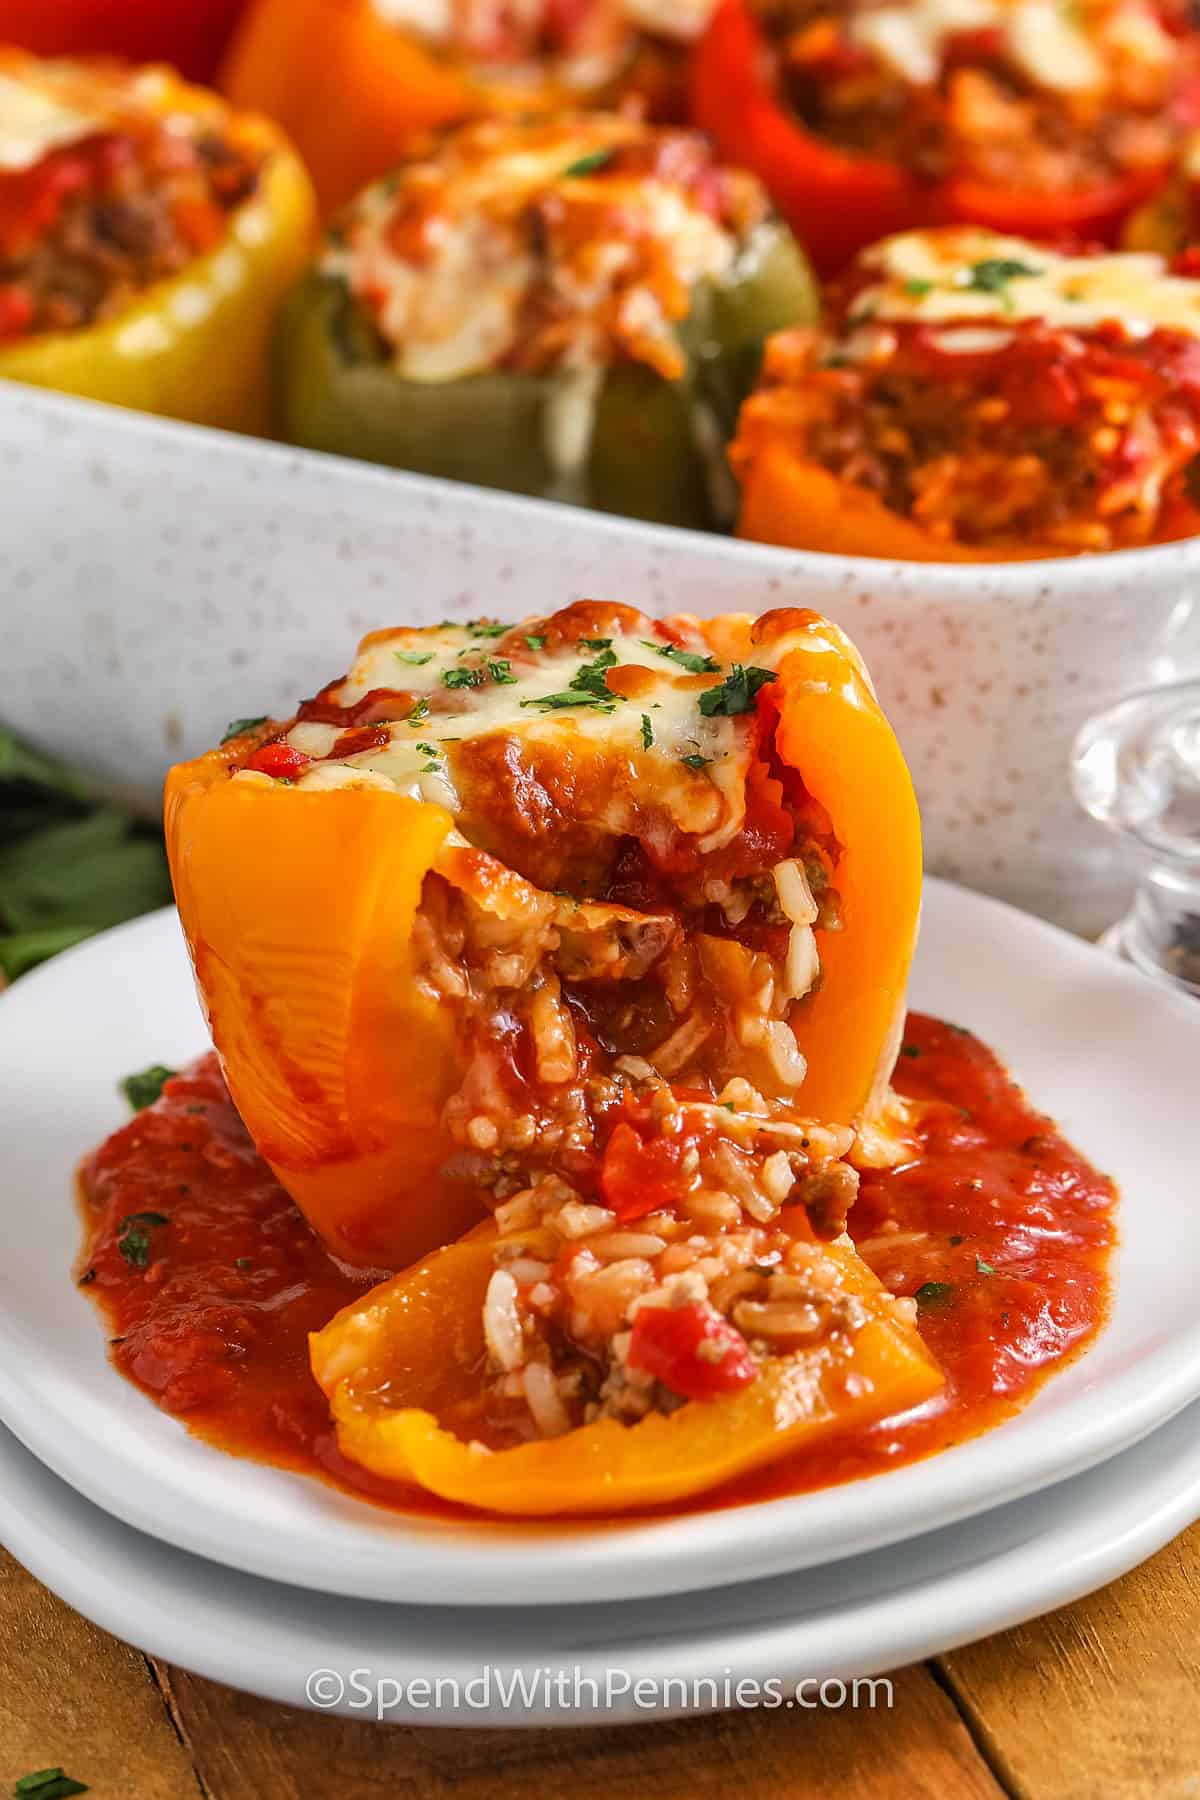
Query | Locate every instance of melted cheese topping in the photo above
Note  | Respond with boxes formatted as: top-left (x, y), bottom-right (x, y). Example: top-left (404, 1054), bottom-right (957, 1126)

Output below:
top-left (847, 0), bottom-right (1169, 94)
top-left (849, 228), bottom-right (1200, 341)
top-left (323, 117), bottom-right (747, 382)
top-left (246, 617), bottom-right (818, 857)
top-left (0, 68), bottom-right (112, 172)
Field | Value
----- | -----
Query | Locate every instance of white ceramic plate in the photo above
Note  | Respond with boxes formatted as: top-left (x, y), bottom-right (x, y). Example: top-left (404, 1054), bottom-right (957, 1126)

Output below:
top-left (1, 880), bottom-right (1199, 1608)
top-left (3, 1403), bottom-right (1199, 1727)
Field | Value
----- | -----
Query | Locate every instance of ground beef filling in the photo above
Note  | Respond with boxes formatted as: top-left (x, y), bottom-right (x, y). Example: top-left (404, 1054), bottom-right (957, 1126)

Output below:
top-left (0, 123), bottom-right (264, 337)
top-left (759, 321), bottom-right (1200, 550)
top-left (754, 0), bottom-right (1187, 193)
top-left (477, 1082), bottom-right (892, 1444)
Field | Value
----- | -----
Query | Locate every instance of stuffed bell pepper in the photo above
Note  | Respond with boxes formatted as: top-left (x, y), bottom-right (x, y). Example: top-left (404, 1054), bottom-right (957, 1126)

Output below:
top-left (693, 0), bottom-right (1200, 274)
top-left (166, 598), bottom-right (932, 1513)
top-left (732, 226), bottom-right (1200, 559)
top-left (0, 47), bottom-right (315, 430)
top-left (273, 113), bottom-right (815, 528)
top-left (221, 0), bottom-right (718, 216)
top-left (165, 599), bottom-right (922, 1273)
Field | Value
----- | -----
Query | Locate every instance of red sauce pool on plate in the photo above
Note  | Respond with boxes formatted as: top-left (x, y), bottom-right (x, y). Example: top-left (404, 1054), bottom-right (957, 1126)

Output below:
top-left (76, 1013), bottom-right (1117, 1519)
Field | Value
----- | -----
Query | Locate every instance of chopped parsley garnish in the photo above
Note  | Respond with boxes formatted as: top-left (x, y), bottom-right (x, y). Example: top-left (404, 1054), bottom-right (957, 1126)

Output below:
top-left (117, 1211), bottom-right (168, 1270)
top-left (488, 658), bottom-right (517, 685)
top-left (579, 637), bottom-right (612, 651)
top-left (15, 1773), bottom-right (89, 1798)
top-left (564, 147), bottom-right (616, 178)
top-left (698, 664), bottom-right (777, 717)
top-left (414, 743), bottom-right (439, 757)
top-left (468, 619), bottom-right (509, 637)
top-left (975, 1257), bottom-right (996, 1276)
top-left (640, 713), bottom-right (654, 749)
top-left (642, 640), bottom-right (719, 675)
top-left (407, 699), bottom-right (430, 725)
top-left (569, 647), bottom-right (619, 703)
top-left (949, 1234), bottom-right (964, 1246)
top-left (520, 691), bottom-right (614, 713)
top-left (963, 258), bottom-right (1040, 306)
top-left (235, 1257), bottom-right (253, 1271)
top-left (394, 649), bottom-right (433, 666)
top-left (122, 1064), bottom-right (175, 1111)
top-left (915, 1281), bottom-right (955, 1308)
top-left (220, 716), bottom-right (267, 744)
top-left (904, 278), bottom-right (933, 298)
top-left (442, 667), bottom-right (485, 690)
top-left (900, 1043), bottom-right (921, 1058)
top-left (525, 634), bottom-right (546, 651)
top-left (681, 754), bottom-right (710, 770)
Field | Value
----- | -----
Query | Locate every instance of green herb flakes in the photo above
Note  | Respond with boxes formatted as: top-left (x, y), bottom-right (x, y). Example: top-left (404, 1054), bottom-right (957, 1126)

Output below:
top-left (698, 664), bottom-right (777, 717)
top-left (564, 147), bottom-right (616, 178)
top-left (394, 649), bottom-right (433, 666)
top-left (915, 1280), bottom-right (955, 1308)
top-left (220, 717), bottom-right (267, 743)
top-left (640, 714), bottom-right (654, 749)
top-left (642, 640), bottom-right (719, 675)
top-left (442, 667), bottom-right (485, 690)
top-left (122, 1064), bottom-right (176, 1111)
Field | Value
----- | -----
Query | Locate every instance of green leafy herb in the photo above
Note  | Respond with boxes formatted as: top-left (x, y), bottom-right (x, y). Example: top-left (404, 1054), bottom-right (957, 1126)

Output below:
top-left (524, 634), bottom-right (546, 651)
top-left (520, 691), bottom-right (614, 713)
top-left (442, 667), bottom-right (485, 690)
top-left (235, 1257), bottom-right (253, 1271)
top-left (681, 754), bottom-right (710, 770)
top-left (468, 620), bottom-right (509, 637)
top-left (904, 278), bottom-right (933, 298)
top-left (900, 1043), bottom-right (921, 1058)
top-left (569, 647), bottom-right (619, 703)
top-left (698, 664), bottom-right (777, 718)
top-left (963, 258), bottom-right (1040, 307)
top-left (122, 1065), bottom-right (176, 1111)
top-left (414, 743), bottom-right (439, 757)
top-left (394, 649), bottom-right (433, 666)
top-left (640, 714), bottom-right (654, 750)
top-left (221, 716), bottom-right (267, 743)
top-left (407, 698), bottom-right (430, 724)
top-left (117, 1211), bottom-right (168, 1270)
top-left (579, 637), bottom-right (612, 651)
top-left (15, 1772), bottom-right (89, 1798)
top-left (975, 1257), bottom-right (996, 1276)
top-left (564, 147), bottom-right (616, 178)
top-left (915, 1281), bottom-right (955, 1308)
top-left (641, 640), bottom-right (719, 675)
top-left (949, 1234), bottom-right (964, 1246)
top-left (487, 658), bottom-right (517, 685)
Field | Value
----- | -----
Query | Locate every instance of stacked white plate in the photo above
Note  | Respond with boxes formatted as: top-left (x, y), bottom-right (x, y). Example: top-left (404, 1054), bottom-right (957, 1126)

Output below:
top-left (1, 879), bottom-right (1199, 1725)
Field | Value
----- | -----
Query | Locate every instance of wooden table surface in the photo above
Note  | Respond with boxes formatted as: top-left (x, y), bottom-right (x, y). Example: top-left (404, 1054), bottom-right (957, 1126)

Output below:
top-left (3, 1517), bottom-right (1198, 1800)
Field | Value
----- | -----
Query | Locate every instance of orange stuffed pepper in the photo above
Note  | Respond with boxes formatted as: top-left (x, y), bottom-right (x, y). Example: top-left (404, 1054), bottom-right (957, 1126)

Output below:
top-left (166, 600), bottom-right (921, 1273)
top-left (733, 226), bottom-right (1200, 560)
top-left (220, 0), bottom-right (715, 216)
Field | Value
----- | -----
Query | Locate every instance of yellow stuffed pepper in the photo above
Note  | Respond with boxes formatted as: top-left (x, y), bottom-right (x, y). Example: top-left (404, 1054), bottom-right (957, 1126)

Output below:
top-left (165, 599), bottom-right (922, 1272)
top-left (0, 48), bottom-right (314, 432)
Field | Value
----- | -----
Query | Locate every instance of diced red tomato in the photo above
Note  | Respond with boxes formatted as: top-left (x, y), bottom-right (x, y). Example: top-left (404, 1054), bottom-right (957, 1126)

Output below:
top-left (245, 742), bottom-right (310, 780)
top-left (626, 1301), bottom-right (759, 1400)
top-left (600, 1121), bottom-right (692, 1222)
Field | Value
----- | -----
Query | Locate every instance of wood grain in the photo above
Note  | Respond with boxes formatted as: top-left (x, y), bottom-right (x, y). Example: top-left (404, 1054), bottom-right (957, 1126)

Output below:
top-left (155, 1660), bottom-right (1004, 1800)
top-left (938, 1517), bottom-right (1200, 1800)
top-left (0, 1550), bottom-right (201, 1799)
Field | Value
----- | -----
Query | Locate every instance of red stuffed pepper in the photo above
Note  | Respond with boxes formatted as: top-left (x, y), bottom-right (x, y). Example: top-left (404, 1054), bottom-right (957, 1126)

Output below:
top-left (732, 225), bottom-right (1200, 558)
top-left (693, 0), bottom-right (1200, 273)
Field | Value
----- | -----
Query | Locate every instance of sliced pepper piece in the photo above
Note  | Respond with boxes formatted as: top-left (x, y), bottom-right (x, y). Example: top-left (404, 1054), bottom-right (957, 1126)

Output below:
top-left (692, 0), bottom-right (1165, 275)
top-left (272, 220), bottom-right (816, 529)
top-left (0, 0), bottom-right (247, 81)
top-left (309, 1222), bottom-right (942, 1514)
top-left (0, 70), bottom-right (315, 433)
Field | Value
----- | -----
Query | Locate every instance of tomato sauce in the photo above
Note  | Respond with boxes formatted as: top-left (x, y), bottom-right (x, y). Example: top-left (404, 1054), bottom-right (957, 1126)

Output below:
top-left (76, 1012), bottom-right (1116, 1519)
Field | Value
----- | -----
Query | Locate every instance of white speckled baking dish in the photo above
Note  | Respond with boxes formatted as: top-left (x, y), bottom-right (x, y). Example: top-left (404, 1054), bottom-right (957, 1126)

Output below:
top-left (2, 383), bottom-right (1198, 935)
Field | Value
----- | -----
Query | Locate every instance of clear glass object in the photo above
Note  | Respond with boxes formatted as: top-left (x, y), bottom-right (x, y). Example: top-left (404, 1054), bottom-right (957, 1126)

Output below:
top-left (1071, 680), bottom-right (1200, 996)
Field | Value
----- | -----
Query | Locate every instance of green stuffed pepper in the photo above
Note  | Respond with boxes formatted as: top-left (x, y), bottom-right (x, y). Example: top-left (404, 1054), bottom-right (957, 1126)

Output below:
top-left (273, 112), bottom-right (816, 529)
